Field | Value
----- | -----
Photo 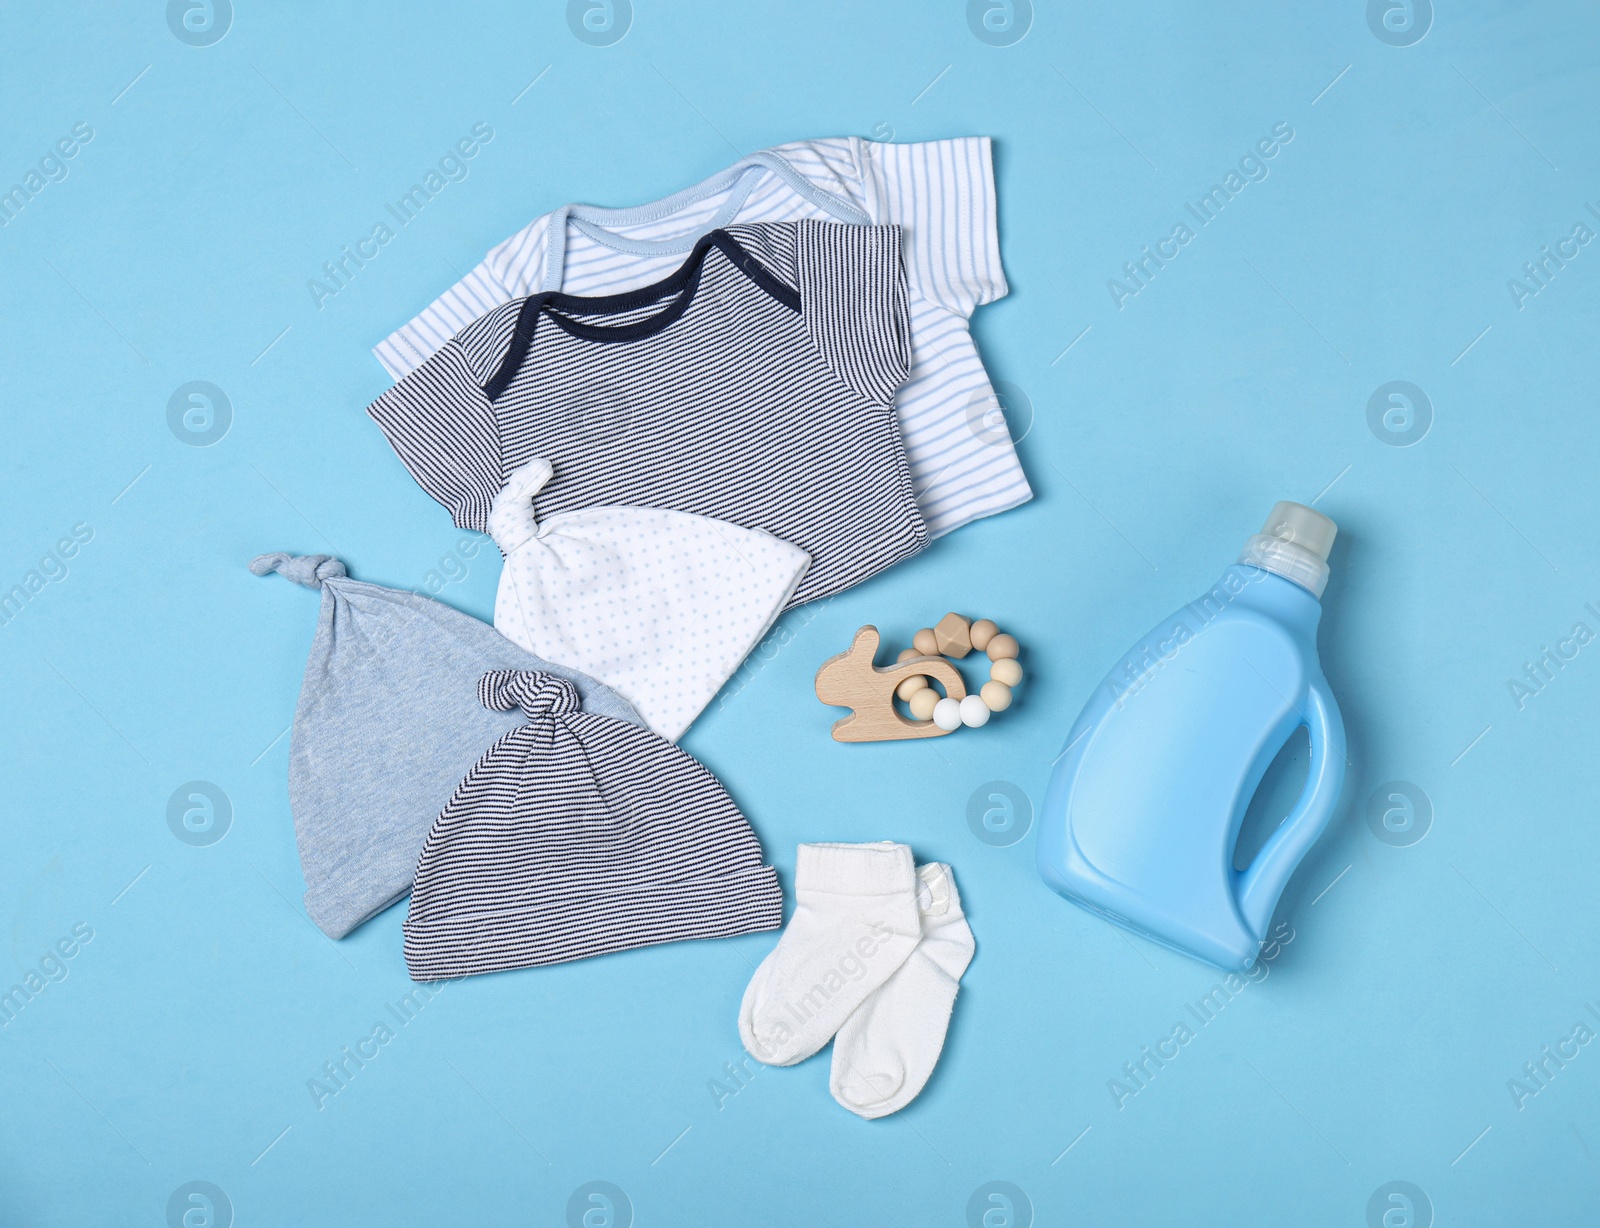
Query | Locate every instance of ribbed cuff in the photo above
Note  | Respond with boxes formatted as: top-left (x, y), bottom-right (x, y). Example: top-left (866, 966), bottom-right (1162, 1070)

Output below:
top-left (403, 865), bottom-right (783, 981)
top-left (795, 842), bottom-right (914, 896)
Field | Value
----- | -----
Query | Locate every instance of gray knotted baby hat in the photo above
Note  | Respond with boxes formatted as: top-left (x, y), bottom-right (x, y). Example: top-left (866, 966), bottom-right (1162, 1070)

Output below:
top-left (250, 552), bottom-right (643, 939)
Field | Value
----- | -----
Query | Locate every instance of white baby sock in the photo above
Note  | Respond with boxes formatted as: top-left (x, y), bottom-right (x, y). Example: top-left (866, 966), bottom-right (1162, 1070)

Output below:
top-left (739, 842), bottom-right (922, 1066)
top-left (828, 862), bottom-right (974, 1119)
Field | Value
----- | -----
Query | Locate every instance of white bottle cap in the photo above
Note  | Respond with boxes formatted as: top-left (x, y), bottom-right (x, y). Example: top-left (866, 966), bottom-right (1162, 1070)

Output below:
top-left (1239, 501), bottom-right (1337, 597)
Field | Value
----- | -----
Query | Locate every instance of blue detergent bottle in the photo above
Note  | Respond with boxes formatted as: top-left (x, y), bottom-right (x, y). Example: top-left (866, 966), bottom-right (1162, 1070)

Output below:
top-left (1036, 502), bottom-right (1346, 971)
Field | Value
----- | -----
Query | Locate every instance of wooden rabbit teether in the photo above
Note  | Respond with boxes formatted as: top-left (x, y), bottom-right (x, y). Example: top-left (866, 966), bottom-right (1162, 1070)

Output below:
top-left (816, 616), bottom-right (1025, 742)
top-left (814, 626), bottom-right (967, 742)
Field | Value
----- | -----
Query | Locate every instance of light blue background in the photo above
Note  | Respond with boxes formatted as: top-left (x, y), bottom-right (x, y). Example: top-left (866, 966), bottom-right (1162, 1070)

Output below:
top-left (3, 3), bottom-right (1597, 1225)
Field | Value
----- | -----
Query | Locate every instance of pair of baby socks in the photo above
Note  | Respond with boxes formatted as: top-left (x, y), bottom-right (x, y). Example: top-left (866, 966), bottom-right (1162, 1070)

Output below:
top-left (737, 842), bottom-right (974, 1119)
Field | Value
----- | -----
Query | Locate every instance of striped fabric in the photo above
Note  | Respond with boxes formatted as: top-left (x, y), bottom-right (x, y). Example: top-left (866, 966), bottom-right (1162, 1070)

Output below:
top-left (404, 670), bottom-right (783, 980)
top-left (368, 220), bottom-right (928, 609)
top-left (371, 137), bottom-right (1031, 538)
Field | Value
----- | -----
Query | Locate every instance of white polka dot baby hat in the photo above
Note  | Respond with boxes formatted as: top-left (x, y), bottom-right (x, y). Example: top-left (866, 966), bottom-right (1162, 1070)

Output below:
top-left (487, 457), bottom-right (811, 741)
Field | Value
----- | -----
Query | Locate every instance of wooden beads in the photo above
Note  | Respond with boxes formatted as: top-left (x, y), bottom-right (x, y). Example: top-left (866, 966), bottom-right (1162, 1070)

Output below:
top-left (896, 674), bottom-right (928, 701)
top-left (934, 612), bottom-right (973, 658)
top-left (823, 612), bottom-right (1023, 741)
top-left (980, 680), bottom-right (1013, 711)
top-left (985, 633), bottom-right (1020, 662)
top-left (925, 613), bottom-right (1020, 724)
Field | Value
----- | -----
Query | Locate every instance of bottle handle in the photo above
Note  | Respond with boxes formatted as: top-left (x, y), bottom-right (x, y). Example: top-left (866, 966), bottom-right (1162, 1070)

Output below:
top-left (1235, 675), bottom-right (1347, 942)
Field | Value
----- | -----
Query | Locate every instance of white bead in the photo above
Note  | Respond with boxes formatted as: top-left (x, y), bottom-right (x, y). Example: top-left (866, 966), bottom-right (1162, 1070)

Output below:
top-left (932, 697), bottom-right (963, 731)
top-left (959, 695), bottom-right (991, 727)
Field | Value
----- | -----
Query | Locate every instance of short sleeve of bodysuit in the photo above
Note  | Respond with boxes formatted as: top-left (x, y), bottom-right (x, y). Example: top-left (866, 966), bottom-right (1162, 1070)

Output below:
top-left (772, 136), bottom-right (1008, 320)
top-left (366, 340), bottom-right (503, 533)
top-left (793, 220), bottom-right (911, 407)
top-left (851, 137), bottom-right (1007, 319)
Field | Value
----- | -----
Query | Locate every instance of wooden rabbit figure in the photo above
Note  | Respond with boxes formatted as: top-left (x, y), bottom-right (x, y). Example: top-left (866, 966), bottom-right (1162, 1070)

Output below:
top-left (814, 626), bottom-right (967, 742)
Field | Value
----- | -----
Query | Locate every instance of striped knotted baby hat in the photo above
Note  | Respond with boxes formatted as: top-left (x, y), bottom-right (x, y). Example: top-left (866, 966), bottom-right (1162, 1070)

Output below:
top-left (403, 669), bottom-right (784, 980)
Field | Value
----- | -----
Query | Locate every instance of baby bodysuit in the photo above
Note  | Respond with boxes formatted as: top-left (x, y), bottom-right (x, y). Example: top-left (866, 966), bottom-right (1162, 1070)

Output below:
top-left (370, 137), bottom-right (1029, 539)
top-left (368, 220), bottom-right (927, 607)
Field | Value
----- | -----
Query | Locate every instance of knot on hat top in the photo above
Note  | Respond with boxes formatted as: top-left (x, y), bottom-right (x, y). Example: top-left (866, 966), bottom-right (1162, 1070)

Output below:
top-left (250, 552), bottom-right (348, 588)
top-left (486, 457), bottom-right (555, 555)
top-left (478, 670), bottom-right (581, 721)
